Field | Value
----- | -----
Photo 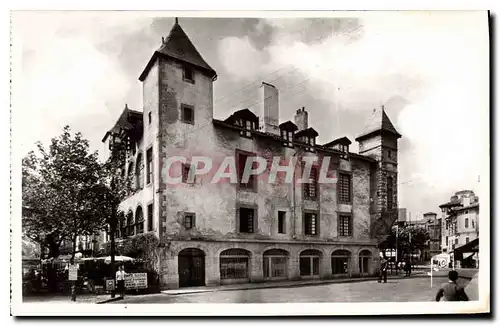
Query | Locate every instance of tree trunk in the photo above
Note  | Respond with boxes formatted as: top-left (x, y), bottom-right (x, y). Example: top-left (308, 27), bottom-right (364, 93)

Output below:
top-left (45, 234), bottom-right (61, 293)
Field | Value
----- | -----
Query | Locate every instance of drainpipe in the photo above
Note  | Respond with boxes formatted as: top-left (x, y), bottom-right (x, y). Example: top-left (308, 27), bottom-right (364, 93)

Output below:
top-left (292, 150), bottom-right (300, 238)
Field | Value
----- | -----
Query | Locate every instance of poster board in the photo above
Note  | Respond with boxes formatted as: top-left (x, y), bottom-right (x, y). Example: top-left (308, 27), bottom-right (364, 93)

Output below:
top-left (124, 273), bottom-right (148, 289)
top-left (68, 264), bottom-right (78, 281)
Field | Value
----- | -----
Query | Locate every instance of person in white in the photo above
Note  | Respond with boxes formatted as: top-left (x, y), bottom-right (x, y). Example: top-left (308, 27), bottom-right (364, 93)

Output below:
top-left (115, 265), bottom-right (127, 297)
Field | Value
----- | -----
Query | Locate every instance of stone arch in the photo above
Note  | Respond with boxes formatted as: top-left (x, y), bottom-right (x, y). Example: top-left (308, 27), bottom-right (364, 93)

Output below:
top-left (299, 249), bottom-right (322, 277)
top-left (124, 209), bottom-right (134, 237)
top-left (260, 245), bottom-right (290, 256)
top-left (136, 152), bottom-right (144, 189)
top-left (172, 242), bottom-right (212, 258)
top-left (127, 160), bottom-right (135, 190)
top-left (331, 249), bottom-right (352, 276)
top-left (296, 245), bottom-right (328, 258)
top-left (263, 248), bottom-right (289, 280)
top-left (358, 249), bottom-right (373, 276)
top-left (135, 205), bottom-right (144, 234)
top-left (219, 248), bottom-right (252, 283)
top-left (178, 248), bottom-right (206, 287)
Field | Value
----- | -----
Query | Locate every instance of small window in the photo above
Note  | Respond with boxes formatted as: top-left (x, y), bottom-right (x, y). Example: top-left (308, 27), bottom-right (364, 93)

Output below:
top-left (239, 207), bottom-right (255, 233)
top-left (146, 148), bottom-right (153, 184)
top-left (388, 150), bottom-right (392, 159)
top-left (303, 166), bottom-right (318, 200)
top-left (465, 210), bottom-right (468, 214)
top-left (278, 211), bottom-right (286, 234)
top-left (338, 173), bottom-right (351, 204)
top-left (338, 215), bottom-right (352, 237)
top-left (183, 66), bottom-right (194, 83)
top-left (465, 218), bottom-right (469, 228)
top-left (446, 236), bottom-right (448, 244)
top-left (184, 213), bottom-right (195, 230)
top-left (147, 204), bottom-right (153, 232)
top-left (182, 163), bottom-right (194, 184)
top-left (466, 237), bottom-right (470, 244)
top-left (304, 212), bottom-right (318, 235)
top-left (472, 219), bottom-right (475, 228)
top-left (455, 238), bottom-right (458, 245)
top-left (239, 119), bottom-right (254, 138)
top-left (237, 151), bottom-right (256, 191)
top-left (181, 104), bottom-right (195, 124)
top-left (148, 111), bottom-right (152, 125)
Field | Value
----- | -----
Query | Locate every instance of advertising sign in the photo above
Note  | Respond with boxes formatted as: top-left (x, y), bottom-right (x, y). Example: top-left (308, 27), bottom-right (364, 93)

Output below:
top-left (106, 279), bottom-right (115, 291)
top-left (68, 264), bottom-right (78, 281)
top-left (125, 273), bottom-right (148, 289)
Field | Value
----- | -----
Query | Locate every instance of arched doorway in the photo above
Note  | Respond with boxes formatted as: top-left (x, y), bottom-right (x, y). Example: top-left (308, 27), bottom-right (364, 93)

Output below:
top-left (332, 249), bottom-right (351, 276)
top-left (263, 249), bottom-right (289, 280)
top-left (220, 249), bottom-right (251, 284)
top-left (178, 248), bottom-right (205, 287)
top-left (299, 249), bottom-right (322, 278)
top-left (359, 250), bottom-right (372, 276)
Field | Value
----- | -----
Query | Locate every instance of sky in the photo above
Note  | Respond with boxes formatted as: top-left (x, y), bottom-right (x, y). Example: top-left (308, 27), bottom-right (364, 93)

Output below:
top-left (12, 11), bottom-right (489, 219)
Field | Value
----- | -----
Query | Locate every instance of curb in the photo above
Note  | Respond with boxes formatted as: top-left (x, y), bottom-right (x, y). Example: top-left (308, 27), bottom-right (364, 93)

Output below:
top-left (162, 272), bottom-right (431, 296)
top-left (96, 296), bottom-right (124, 304)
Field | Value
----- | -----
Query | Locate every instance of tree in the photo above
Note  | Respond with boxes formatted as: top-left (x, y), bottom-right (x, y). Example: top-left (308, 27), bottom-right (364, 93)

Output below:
top-left (379, 224), bottom-right (430, 260)
top-left (22, 126), bottom-right (107, 261)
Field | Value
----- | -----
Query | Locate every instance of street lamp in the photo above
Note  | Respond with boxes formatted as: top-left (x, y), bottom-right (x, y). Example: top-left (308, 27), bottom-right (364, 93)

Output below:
top-left (107, 131), bottom-right (128, 298)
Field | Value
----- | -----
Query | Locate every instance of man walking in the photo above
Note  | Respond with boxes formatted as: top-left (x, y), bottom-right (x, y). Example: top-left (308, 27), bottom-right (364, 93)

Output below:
top-left (115, 265), bottom-right (127, 298)
top-left (378, 254), bottom-right (388, 283)
top-left (436, 270), bottom-right (469, 301)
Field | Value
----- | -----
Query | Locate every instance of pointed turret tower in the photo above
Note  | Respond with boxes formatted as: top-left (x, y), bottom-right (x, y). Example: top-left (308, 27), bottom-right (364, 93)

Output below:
top-left (138, 18), bottom-right (217, 243)
top-left (355, 106), bottom-right (402, 242)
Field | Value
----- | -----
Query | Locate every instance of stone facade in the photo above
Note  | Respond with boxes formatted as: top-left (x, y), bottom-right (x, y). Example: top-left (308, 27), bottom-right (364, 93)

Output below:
top-left (103, 20), bottom-right (402, 289)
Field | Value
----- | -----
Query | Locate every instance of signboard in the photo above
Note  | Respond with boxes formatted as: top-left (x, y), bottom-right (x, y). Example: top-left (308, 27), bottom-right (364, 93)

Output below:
top-left (68, 264), bottom-right (78, 281)
top-left (125, 273), bottom-right (148, 290)
top-left (106, 279), bottom-right (115, 291)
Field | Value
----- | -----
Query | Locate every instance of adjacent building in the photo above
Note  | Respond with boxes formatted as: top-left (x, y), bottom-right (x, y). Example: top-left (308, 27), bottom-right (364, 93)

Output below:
top-left (102, 20), bottom-right (402, 289)
top-left (439, 190), bottom-right (479, 257)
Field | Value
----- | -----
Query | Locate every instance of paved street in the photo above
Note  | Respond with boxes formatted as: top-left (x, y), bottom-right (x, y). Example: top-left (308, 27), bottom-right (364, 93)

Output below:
top-left (112, 275), bottom-right (474, 304)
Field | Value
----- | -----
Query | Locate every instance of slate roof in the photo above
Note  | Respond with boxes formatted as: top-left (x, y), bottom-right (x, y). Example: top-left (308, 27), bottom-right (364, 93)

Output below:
top-left (139, 19), bottom-right (217, 81)
top-left (355, 106), bottom-right (402, 142)
top-left (323, 136), bottom-right (352, 147)
top-left (224, 108), bottom-right (259, 124)
top-left (102, 106), bottom-right (143, 143)
top-left (279, 120), bottom-right (299, 131)
top-left (295, 127), bottom-right (319, 138)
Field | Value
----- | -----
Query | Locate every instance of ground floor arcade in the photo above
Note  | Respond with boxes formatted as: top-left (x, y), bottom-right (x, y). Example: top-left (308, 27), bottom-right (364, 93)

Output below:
top-left (158, 240), bottom-right (380, 289)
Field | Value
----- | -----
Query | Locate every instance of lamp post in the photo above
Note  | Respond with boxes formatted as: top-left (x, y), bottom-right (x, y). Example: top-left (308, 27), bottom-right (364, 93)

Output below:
top-left (107, 132), bottom-right (128, 299)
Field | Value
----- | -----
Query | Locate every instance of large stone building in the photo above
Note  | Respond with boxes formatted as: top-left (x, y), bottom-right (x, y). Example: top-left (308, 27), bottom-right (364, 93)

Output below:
top-left (439, 190), bottom-right (479, 255)
top-left (422, 212), bottom-right (441, 258)
top-left (102, 20), bottom-right (402, 289)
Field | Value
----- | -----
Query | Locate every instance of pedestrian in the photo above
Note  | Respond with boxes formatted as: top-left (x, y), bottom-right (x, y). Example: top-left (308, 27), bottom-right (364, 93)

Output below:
top-left (378, 255), bottom-right (388, 283)
top-left (436, 270), bottom-right (469, 301)
top-left (405, 259), bottom-right (412, 277)
top-left (87, 267), bottom-right (96, 294)
top-left (116, 265), bottom-right (127, 297)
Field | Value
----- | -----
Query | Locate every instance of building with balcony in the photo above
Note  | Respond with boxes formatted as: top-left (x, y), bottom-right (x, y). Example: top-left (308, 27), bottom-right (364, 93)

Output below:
top-left (439, 190), bottom-right (479, 256)
top-left (102, 19), bottom-right (402, 289)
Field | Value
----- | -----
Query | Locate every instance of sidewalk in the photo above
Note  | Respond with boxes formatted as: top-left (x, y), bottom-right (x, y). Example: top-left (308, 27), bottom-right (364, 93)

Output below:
top-left (23, 293), bottom-right (122, 304)
top-left (161, 271), bottom-right (428, 295)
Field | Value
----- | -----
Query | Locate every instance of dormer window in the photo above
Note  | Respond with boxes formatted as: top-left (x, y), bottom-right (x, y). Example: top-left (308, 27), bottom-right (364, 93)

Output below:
top-left (239, 119), bottom-right (255, 138)
top-left (225, 109), bottom-right (259, 139)
top-left (183, 66), bottom-right (194, 83)
top-left (295, 127), bottom-right (318, 152)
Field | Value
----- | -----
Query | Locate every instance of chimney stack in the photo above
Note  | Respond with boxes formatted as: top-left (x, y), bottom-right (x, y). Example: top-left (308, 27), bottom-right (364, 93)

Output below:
top-left (260, 82), bottom-right (280, 135)
top-left (294, 107), bottom-right (309, 131)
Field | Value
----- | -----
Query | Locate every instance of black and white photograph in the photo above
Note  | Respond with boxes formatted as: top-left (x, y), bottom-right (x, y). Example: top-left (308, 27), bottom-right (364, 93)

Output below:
top-left (9, 9), bottom-right (490, 316)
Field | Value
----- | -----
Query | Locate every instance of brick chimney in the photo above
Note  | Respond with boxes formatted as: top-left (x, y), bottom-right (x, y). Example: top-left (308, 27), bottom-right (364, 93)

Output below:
top-left (260, 82), bottom-right (280, 135)
top-left (294, 107), bottom-right (308, 131)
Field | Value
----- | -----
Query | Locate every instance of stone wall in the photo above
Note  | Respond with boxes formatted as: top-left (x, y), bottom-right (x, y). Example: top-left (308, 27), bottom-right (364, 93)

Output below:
top-left (160, 239), bottom-right (379, 289)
